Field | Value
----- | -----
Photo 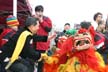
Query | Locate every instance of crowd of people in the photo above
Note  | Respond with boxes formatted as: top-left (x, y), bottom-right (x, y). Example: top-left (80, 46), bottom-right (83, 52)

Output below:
top-left (0, 5), bottom-right (108, 72)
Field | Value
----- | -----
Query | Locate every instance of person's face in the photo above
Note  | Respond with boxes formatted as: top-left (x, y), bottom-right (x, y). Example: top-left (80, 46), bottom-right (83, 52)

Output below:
top-left (35, 11), bottom-right (43, 18)
top-left (64, 25), bottom-right (70, 31)
top-left (10, 26), bottom-right (18, 31)
top-left (30, 21), bottom-right (39, 34)
top-left (97, 15), bottom-right (102, 22)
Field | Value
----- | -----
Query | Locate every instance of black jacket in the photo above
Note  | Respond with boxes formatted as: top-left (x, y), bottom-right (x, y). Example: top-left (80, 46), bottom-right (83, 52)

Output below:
top-left (0, 27), bottom-right (43, 63)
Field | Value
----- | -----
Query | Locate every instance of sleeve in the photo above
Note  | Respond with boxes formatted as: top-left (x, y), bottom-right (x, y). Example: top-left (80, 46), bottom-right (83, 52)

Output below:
top-left (24, 36), bottom-right (41, 61)
top-left (54, 32), bottom-right (63, 45)
top-left (94, 32), bottom-right (105, 49)
top-left (55, 34), bottom-right (60, 45)
top-left (0, 33), bottom-right (18, 62)
top-left (33, 34), bottom-right (48, 42)
top-left (40, 17), bottom-right (52, 32)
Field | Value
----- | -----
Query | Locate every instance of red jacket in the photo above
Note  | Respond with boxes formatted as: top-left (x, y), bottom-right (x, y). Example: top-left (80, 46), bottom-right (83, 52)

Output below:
top-left (36, 16), bottom-right (52, 50)
top-left (0, 28), bottom-right (16, 47)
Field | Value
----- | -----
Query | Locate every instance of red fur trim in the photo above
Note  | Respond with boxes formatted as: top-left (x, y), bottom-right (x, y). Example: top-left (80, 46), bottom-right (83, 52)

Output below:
top-left (74, 47), bottom-right (101, 71)
top-left (78, 28), bottom-right (87, 33)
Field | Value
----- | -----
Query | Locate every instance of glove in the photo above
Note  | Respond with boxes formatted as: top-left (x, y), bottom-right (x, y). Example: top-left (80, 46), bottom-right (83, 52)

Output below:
top-left (38, 53), bottom-right (48, 62)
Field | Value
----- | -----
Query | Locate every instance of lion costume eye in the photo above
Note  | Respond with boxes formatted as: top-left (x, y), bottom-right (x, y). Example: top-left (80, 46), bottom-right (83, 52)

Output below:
top-left (83, 33), bottom-right (88, 35)
top-left (75, 34), bottom-right (79, 37)
top-left (85, 40), bottom-right (90, 44)
top-left (76, 40), bottom-right (89, 46)
top-left (76, 40), bottom-right (81, 46)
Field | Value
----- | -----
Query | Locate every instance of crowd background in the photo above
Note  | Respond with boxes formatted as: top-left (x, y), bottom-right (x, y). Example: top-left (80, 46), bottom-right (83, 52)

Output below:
top-left (1, 1), bottom-right (108, 72)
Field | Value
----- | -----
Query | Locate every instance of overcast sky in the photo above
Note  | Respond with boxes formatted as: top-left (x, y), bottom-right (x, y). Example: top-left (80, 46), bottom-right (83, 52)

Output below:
top-left (28, 0), bottom-right (108, 30)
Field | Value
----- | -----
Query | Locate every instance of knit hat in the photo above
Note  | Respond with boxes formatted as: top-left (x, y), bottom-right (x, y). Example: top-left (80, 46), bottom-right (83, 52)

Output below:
top-left (6, 15), bottom-right (19, 26)
top-left (65, 29), bottom-right (77, 36)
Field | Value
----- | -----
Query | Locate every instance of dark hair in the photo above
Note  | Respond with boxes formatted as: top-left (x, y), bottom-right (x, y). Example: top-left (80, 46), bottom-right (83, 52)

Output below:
top-left (80, 21), bottom-right (91, 29)
top-left (25, 17), bottom-right (39, 27)
top-left (93, 12), bottom-right (102, 21)
top-left (64, 23), bottom-right (70, 26)
top-left (35, 5), bottom-right (44, 12)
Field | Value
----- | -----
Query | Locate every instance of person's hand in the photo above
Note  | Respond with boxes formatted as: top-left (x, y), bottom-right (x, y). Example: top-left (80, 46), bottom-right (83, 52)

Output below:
top-left (41, 53), bottom-right (48, 60)
top-left (48, 32), bottom-right (57, 40)
top-left (34, 14), bottom-right (43, 22)
top-left (38, 53), bottom-right (48, 62)
top-left (38, 16), bottom-right (43, 23)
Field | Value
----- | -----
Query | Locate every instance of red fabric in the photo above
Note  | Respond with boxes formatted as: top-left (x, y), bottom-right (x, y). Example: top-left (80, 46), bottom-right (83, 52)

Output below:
top-left (36, 41), bottom-right (50, 51)
top-left (0, 36), bottom-right (2, 47)
top-left (43, 62), bottom-right (59, 72)
top-left (36, 17), bottom-right (52, 50)
top-left (56, 37), bottom-right (73, 56)
top-left (0, 28), bottom-right (15, 47)
top-left (43, 37), bottom-right (70, 72)
top-left (78, 26), bottom-right (96, 44)
top-left (57, 36), bottom-right (67, 48)
top-left (78, 26), bottom-right (96, 38)
top-left (56, 27), bottom-right (100, 71)
top-left (88, 26), bottom-right (96, 38)
top-left (56, 37), bottom-right (102, 71)
top-left (78, 28), bottom-right (87, 34)
top-left (43, 37), bottom-right (73, 72)
top-left (104, 65), bottom-right (108, 72)
top-left (74, 47), bottom-right (99, 71)
top-left (37, 17), bottom-right (52, 36)
top-left (43, 56), bottom-right (60, 72)
top-left (7, 21), bottom-right (19, 26)
top-left (55, 27), bottom-right (102, 71)
top-left (76, 27), bottom-right (103, 71)
top-left (57, 37), bottom-right (68, 64)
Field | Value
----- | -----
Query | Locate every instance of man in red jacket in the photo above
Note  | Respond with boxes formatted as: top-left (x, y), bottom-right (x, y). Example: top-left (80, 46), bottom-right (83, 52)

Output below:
top-left (34, 5), bottom-right (52, 72)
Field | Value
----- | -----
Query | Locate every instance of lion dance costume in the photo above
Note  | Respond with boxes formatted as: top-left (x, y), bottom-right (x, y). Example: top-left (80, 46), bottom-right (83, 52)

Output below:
top-left (43, 26), bottom-right (108, 72)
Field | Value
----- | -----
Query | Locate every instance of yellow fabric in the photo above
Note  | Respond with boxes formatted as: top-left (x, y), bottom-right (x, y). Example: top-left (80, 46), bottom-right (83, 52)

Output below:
top-left (38, 53), bottom-right (48, 62)
top-left (5, 30), bottom-right (32, 70)
top-left (44, 56), bottom-right (58, 64)
top-left (95, 52), bottom-right (105, 67)
top-left (58, 57), bottom-right (95, 72)
top-left (58, 52), bottom-right (105, 72)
